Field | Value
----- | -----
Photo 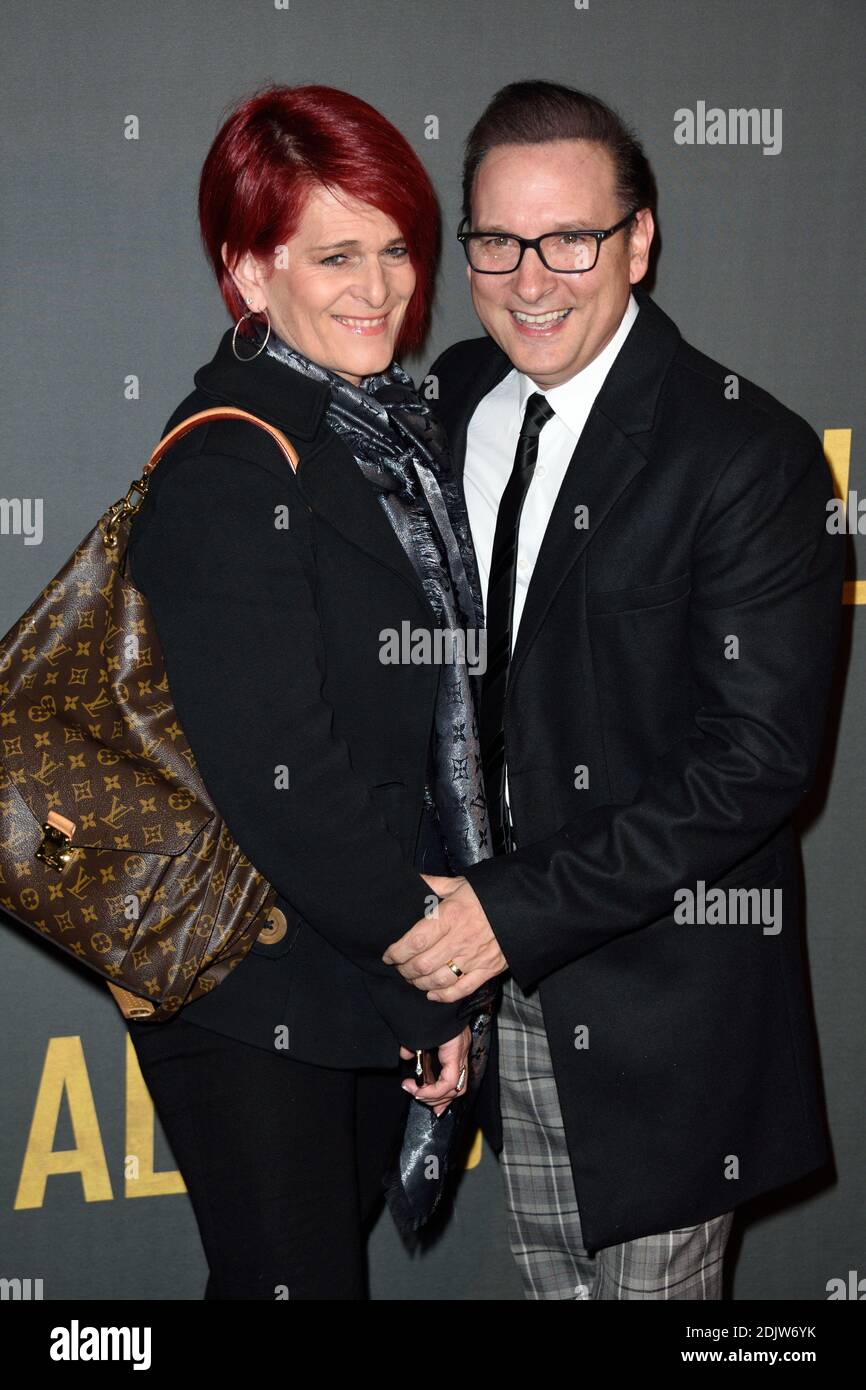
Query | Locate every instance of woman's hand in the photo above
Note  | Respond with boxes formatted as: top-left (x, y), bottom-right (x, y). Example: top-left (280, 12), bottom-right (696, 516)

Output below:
top-left (399, 1027), bottom-right (471, 1116)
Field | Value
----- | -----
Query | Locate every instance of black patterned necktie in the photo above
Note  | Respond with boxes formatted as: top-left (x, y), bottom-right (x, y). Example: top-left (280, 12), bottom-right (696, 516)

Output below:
top-left (480, 392), bottom-right (556, 854)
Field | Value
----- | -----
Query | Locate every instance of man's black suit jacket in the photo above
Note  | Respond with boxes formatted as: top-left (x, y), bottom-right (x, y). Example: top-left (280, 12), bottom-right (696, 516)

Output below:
top-left (127, 327), bottom-right (474, 1067)
top-left (429, 287), bottom-right (843, 1252)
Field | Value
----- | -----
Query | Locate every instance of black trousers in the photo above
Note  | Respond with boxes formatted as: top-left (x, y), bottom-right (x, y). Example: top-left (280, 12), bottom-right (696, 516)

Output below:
top-left (126, 802), bottom-right (450, 1300)
top-left (127, 1015), bottom-right (410, 1299)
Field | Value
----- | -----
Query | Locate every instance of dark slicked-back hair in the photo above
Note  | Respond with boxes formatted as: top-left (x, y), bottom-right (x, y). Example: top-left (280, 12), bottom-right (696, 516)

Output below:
top-left (461, 80), bottom-right (656, 227)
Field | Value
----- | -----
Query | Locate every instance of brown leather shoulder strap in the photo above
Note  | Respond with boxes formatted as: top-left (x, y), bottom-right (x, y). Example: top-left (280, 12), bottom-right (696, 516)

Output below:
top-left (143, 406), bottom-right (300, 476)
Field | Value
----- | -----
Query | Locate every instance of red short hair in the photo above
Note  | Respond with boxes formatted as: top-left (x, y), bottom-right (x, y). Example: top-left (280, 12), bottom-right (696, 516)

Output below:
top-left (198, 84), bottom-right (440, 357)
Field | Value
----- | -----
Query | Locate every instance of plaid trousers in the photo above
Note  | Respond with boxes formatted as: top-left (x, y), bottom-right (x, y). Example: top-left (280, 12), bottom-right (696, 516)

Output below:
top-left (497, 973), bottom-right (735, 1300)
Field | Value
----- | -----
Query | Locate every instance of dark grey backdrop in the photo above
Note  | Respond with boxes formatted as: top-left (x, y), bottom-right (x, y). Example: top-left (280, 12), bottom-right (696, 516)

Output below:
top-left (1, 0), bottom-right (862, 1301)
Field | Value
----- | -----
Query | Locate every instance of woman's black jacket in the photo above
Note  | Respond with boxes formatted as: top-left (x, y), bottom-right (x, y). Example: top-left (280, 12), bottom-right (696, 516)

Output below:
top-left (127, 327), bottom-right (473, 1067)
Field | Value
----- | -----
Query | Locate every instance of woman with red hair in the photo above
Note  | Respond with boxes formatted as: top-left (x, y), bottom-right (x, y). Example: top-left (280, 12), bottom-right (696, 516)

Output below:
top-left (124, 85), bottom-right (492, 1298)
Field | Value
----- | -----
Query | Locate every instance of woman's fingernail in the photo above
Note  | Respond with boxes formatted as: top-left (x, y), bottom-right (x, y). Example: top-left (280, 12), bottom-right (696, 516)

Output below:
top-left (427, 992), bottom-right (440, 1001)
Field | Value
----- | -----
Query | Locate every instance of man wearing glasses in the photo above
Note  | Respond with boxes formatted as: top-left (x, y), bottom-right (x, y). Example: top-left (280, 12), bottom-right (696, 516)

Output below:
top-left (383, 80), bottom-right (841, 1299)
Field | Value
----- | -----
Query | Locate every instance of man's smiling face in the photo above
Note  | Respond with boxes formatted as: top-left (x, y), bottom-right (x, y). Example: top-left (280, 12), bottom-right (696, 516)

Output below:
top-left (467, 139), bottom-right (653, 388)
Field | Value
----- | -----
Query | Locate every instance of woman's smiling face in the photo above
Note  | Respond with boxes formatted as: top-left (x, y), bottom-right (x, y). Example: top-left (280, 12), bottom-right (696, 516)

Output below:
top-left (226, 184), bottom-right (417, 385)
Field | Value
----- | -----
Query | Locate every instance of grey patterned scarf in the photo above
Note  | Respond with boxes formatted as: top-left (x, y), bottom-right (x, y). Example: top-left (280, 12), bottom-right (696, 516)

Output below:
top-left (252, 322), bottom-right (491, 874)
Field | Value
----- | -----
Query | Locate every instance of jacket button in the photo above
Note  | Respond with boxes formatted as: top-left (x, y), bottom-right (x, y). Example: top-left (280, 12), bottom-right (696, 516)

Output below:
top-left (257, 906), bottom-right (288, 945)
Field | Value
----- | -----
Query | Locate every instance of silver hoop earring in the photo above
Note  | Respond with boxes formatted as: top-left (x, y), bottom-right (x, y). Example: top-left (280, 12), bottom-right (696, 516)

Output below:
top-left (232, 305), bottom-right (271, 361)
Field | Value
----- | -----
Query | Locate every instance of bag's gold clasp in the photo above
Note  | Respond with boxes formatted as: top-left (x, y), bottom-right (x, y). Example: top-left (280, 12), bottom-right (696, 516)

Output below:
top-left (35, 813), bottom-right (78, 871)
top-left (104, 477), bottom-right (150, 549)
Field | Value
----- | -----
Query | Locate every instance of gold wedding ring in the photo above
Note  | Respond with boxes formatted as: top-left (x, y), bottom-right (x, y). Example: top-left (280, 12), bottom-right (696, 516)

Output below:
top-left (446, 959), bottom-right (464, 978)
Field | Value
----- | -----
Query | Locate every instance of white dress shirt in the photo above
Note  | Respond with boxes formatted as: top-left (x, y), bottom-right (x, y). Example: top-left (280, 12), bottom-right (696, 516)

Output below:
top-left (464, 292), bottom-right (639, 824)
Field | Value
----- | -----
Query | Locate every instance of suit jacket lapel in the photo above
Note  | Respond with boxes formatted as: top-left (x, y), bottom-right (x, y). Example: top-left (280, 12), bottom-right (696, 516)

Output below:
top-left (508, 416), bottom-right (649, 688)
top-left (193, 327), bottom-right (434, 612)
top-left (443, 341), bottom-right (513, 488)
top-left (508, 291), bottom-right (682, 686)
top-left (440, 292), bottom-right (683, 686)
top-left (294, 431), bottom-right (435, 609)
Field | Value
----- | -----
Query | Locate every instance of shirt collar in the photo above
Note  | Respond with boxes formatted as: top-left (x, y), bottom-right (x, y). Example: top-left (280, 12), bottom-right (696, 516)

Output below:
top-left (516, 292), bottom-right (640, 432)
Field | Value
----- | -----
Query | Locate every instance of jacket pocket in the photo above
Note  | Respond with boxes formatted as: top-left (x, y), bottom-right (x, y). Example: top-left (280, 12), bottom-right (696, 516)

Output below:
top-left (586, 572), bottom-right (691, 615)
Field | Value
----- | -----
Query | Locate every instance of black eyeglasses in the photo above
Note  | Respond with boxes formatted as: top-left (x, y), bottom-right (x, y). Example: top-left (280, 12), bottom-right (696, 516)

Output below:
top-left (457, 209), bottom-right (638, 274)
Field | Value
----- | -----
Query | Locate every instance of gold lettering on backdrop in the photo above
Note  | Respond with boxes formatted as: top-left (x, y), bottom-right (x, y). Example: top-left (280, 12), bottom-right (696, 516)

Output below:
top-left (13, 1039), bottom-right (480, 1208)
top-left (824, 429), bottom-right (863, 604)
top-left (13, 1036), bottom-right (185, 1207)
top-left (124, 1035), bottom-right (185, 1197)
top-left (465, 1127), bottom-right (482, 1170)
top-left (14, 1037), bottom-right (112, 1208)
